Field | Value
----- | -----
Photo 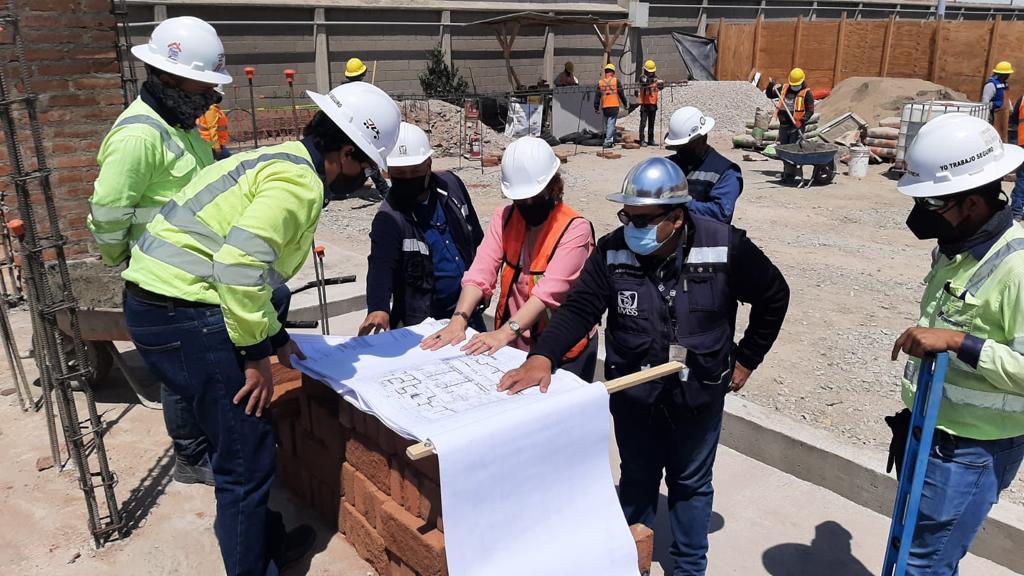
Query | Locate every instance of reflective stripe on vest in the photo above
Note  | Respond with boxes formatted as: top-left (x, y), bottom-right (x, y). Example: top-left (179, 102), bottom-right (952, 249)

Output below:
top-left (607, 249), bottom-right (640, 267)
top-left (135, 151), bottom-right (312, 287)
top-left (599, 77), bottom-right (621, 109)
top-left (688, 171), bottom-right (721, 185)
top-left (905, 360), bottom-right (1024, 413)
top-left (686, 246), bottom-right (729, 264)
top-left (965, 238), bottom-right (1024, 295)
top-left (113, 115), bottom-right (185, 158)
top-left (402, 239), bottom-right (430, 255)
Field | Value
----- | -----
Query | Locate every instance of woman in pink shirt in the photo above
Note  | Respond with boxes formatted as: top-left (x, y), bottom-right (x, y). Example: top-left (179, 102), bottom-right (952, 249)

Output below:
top-left (421, 137), bottom-right (598, 381)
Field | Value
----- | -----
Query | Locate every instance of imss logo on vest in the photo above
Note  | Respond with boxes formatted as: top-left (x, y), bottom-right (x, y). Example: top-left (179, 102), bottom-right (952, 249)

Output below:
top-left (618, 290), bottom-right (638, 316)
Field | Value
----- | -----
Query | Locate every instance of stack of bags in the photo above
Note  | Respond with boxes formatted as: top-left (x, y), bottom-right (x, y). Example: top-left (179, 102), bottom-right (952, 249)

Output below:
top-left (863, 117), bottom-right (900, 161)
top-left (733, 113), bottom-right (821, 148)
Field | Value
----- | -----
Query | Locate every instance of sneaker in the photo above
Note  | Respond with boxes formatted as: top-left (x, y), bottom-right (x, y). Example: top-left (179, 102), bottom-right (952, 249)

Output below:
top-left (173, 459), bottom-right (215, 486)
top-left (273, 524), bottom-right (317, 572)
top-left (639, 140), bottom-right (647, 147)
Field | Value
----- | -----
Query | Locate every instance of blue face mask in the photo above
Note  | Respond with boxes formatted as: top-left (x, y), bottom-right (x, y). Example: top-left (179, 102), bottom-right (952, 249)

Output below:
top-left (624, 222), bottom-right (670, 255)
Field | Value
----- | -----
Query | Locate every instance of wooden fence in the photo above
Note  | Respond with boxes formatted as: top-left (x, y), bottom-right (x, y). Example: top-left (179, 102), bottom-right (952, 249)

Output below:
top-left (709, 15), bottom-right (1024, 101)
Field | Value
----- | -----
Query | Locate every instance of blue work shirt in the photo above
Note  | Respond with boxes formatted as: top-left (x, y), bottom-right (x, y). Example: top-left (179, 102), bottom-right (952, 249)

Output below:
top-left (413, 196), bottom-right (466, 314)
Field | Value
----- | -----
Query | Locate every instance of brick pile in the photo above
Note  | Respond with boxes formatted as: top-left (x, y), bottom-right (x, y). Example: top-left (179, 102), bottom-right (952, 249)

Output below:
top-left (271, 367), bottom-right (654, 575)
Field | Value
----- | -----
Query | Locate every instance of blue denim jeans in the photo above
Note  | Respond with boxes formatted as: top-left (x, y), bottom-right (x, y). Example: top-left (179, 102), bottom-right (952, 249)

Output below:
top-left (604, 112), bottom-right (618, 146)
top-left (906, 432), bottom-right (1024, 575)
top-left (159, 285), bottom-right (291, 467)
top-left (1011, 162), bottom-right (1024, 220)
top-left (126, 293), bottom-right (287, 576)
top-left (611, 393), bottom-right (725, 576)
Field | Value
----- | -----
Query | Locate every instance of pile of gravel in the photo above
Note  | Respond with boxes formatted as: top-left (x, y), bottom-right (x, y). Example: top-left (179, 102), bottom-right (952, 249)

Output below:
top-left (400, 99), bottom-right (513, 158)
top-left (618, 81), bottom-right (772, 139)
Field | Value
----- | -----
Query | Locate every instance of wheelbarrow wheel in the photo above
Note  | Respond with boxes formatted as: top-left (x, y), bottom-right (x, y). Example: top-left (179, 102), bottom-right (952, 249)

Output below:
top-left (813, 161), bottom-right (836, 185)
top-left (64, 340), bottom-right (114, 388)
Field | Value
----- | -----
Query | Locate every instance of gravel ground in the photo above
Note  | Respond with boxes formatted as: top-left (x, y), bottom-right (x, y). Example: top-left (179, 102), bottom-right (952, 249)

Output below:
top-left (619, 81), bottom-right (772, 140)
top-left (320, 136), bottom-right (1023, 507)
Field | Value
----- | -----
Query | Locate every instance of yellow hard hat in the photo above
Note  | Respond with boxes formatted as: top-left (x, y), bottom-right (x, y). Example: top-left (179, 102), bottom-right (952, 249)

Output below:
top-left (994, 61), bottom-right (1014, 75)
top-left (564, 61), bottom-right (574, 73)
top-left (344, 57), bottom-right (367, 78)
top-left (644, 59), bottom-right (656, 72)
top-left (604, 63), bottom-right (616, 72)
top-left (789, 67), bottom-right (806, 86)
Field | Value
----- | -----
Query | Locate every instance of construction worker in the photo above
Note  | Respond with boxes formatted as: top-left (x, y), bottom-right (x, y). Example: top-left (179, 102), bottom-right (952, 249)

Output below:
top-left (766, 68), bottom-right (815, 181)
top-left (344, 57), bottom-right (368, 83)
top-left (636, 59), bottom-right (664, 147)
top-left (197, 88), bottom-right (230, 160)
top-left (1011, 94), bottom-right (1024, 221)
top-left (595, 63), bottom-right (627, 148)
top-left (340, 56), bottom-right (389, 200)
top-left (422, 137), bottom-right (599, 381)
top-left (982, 61), bottom-right (1013, 120)
top-left (499, 157), bottom-right (790, 576)
top-left (121, 81), bottom-right (401, 576)
top-left (555, 61), bottom-right (578, 87)
top-left (665, 106), bottom-right (743, 223)
top-left (888, 113), bottom-right (1024, 574)
top-left (87, 16), bottom-right (232, 487)
top-left (358, 122), bottom-right (485, 335)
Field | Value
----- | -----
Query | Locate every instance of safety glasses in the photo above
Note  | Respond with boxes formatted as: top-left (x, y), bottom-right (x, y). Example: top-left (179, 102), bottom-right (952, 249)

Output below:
top-left (617, 208), bottom-right (676, 228)
top-left (914, 195), bottom-right (963, 212)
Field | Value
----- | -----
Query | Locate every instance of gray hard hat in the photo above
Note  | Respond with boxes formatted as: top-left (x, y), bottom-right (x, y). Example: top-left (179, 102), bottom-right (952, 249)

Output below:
top-left (606, 157), bottom-right (691, 206)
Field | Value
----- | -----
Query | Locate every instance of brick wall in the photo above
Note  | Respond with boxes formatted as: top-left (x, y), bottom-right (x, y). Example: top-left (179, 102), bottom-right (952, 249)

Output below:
top-left (0, 0), bottom-right (122, 258)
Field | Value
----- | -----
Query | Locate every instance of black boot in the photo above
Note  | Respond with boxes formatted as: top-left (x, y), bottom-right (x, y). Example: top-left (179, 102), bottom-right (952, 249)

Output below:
top-left (173, 458), bottom-right (215, 486)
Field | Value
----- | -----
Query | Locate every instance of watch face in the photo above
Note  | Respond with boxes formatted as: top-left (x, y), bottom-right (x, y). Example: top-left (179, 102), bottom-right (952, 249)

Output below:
top-left (509, 321), bottom-right (521, 334)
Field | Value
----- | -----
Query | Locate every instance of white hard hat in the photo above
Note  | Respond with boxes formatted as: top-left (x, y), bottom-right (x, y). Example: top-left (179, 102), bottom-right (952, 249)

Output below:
top-left (500, 136), bottom-right (560, 200)
top-left (664, 106), bottom-right (715, 146)
top-left (307, 82), bottom-right (401, 169)
top-left (897, 113), bottom-right (1024, 198)
top-left (387, 122), bottom-right (434, 167)
top-left (131, 17), bottom-right (232, 85)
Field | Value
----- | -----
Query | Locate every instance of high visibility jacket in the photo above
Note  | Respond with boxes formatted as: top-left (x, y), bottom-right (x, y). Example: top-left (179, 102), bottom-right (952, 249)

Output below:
top-left (88, 98), bottom-right (215, 266)
top-left (1015, 97), bottom-right (1024, 146)
top-left (197, 104), bottom-right (229, 149)
top-left (901, 224), bottom-right (1024, 440)
top-left (639, 75), bottom-right (660, 106)
top-left (122, 141), bottom-right (323, 350)
top-left (496, 203), bottom-right (593, 361)
top-left (599, 77), bottom-right (622, 110)
top-left (773, 83), bottom-right (812, 128)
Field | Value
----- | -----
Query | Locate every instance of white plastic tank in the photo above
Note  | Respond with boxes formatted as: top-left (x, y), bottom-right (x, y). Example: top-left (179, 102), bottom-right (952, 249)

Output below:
top-left (896, 100), bottom-right (989, 169)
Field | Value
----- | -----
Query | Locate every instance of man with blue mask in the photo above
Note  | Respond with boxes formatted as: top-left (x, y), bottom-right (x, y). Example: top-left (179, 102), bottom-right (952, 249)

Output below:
top-left (499, 156), bottom-right (790, 576)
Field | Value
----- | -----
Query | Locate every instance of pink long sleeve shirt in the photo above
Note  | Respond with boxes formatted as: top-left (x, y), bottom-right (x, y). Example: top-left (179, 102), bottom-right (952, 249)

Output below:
top-left (462, 204), bottom-right (597, 351)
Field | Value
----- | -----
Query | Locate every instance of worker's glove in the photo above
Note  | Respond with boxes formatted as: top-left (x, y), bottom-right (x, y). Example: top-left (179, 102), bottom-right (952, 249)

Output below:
top-left (884, 409), bottom-right (912, 477)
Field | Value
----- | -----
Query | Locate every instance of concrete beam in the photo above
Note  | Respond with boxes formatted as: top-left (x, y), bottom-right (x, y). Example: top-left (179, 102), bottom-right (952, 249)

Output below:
top-left (314, 8), bottom-right (330, 93)
top-left (442, 10), bottom-right (452, 69)
top-left (153, 4), bottom-right (166, 21)
top-left (543, 23), bottom-right (555, 86)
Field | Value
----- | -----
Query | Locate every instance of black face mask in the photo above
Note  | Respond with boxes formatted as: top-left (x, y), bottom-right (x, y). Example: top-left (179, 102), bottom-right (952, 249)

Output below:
top-left (516, 196), bottom-right (555, 227)
top-left (329, 171), bottom-right (368, 200)
top-left (143, 77), bottom-right (220, 129)
top-left (906, 201), bottom-right (964, 241)
top-left (388, 174), bottom-right (430, 212)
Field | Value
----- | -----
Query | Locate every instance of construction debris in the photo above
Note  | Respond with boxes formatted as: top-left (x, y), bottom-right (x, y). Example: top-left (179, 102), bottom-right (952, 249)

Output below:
top-left (400, 99), bottom-right (513, 158)
top-left (597, 150), bottom-right (622, 159)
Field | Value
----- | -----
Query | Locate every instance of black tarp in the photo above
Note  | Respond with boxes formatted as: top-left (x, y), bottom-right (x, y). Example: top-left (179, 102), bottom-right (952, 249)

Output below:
top-left (671, 31), bottom-right (717, 81)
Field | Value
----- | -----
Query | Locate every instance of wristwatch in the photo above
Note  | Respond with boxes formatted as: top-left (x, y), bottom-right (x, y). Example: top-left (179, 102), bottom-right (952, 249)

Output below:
top-left (452, 311), bottom-right (470, 324)
top-left (508, 320), bottom-right (523, 337)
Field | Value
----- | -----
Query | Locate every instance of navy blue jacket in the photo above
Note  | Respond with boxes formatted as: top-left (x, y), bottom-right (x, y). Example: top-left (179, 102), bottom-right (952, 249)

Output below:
top-left (669, 148), bottom-right (743, 223)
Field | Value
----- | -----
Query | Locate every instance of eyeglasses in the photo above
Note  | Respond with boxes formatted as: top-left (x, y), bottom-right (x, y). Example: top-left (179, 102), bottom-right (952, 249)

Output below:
top-left (617, 208), bottom-right (676, 228)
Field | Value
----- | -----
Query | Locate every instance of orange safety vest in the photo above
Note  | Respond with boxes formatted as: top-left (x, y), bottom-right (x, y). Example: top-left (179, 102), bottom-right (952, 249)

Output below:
top-left (773, 83), bottom-right (811, 128)
top-left (599, 76), bottom-right (621, 110)
top-left (496, 203), bottom-right (592, 361)
top-left (1017, 102), bottom-right (1024, 146)
top-left (197, 105), bottom-right (229, 148)
top-left (639, 77), bottom-right (660, 106)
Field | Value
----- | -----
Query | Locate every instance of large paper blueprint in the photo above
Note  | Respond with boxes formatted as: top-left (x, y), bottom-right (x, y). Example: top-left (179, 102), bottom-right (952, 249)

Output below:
top-left (292, 320), bottom-right (639, 576)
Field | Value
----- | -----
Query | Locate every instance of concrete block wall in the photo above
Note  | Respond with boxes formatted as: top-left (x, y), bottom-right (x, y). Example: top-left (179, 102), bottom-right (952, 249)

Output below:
top-left (0, 0), bottom-right (123, 258)
top-left (271, 367), bottom-right (654, 575)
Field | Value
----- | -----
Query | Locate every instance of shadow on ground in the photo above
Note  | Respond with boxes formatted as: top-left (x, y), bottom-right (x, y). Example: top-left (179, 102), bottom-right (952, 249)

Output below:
top-left (761, 520), bottom-right (873, 576)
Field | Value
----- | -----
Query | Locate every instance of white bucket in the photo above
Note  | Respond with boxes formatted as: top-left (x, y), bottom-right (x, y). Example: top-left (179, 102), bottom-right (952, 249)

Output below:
top-left (849, 147), bottom-right (869, 178)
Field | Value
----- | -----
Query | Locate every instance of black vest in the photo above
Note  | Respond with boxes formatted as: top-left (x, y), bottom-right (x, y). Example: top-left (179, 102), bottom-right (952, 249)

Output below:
top-left (377, 171), bottom-right (477, 328)
top-left (670, 148), bottom-right (740, 210)
top-left (603, 214), bottom-right (736, 409)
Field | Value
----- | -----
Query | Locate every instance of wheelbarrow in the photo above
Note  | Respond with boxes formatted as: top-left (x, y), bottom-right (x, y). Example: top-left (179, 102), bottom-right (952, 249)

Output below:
top-left (53, 275), bottom-right (359, 407)
top-left (774, 141), bottom-right (839, 188)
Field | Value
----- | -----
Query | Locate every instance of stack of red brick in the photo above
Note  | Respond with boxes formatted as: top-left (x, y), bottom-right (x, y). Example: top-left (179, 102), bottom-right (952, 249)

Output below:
top-left (270, 366), bottom-right (654, 576)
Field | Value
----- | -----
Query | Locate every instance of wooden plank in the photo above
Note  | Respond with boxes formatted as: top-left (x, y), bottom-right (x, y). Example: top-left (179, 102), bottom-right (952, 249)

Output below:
top-left (887, 21), bottom-right (936, 79)
top-left (842, 21), bottom-right (887, 78)
top-left (986, 16), bottom-right (1002, 82)
top-left (880, 16), bottom-right (895, 77)
top-left (800, 21), bottom-right (839, 87)
top-left (714, 18), bottom-right (725, 79)
top-left (930, 18), bottom-right (943, 82)
top-left (938, 20), bottom-right (993, 99)
top-left (793, 16), bottom-right (804, 72)
top-left (752, 15), bottom-right (764, 71)
top-left (834, 12), bottom-right (847, 84)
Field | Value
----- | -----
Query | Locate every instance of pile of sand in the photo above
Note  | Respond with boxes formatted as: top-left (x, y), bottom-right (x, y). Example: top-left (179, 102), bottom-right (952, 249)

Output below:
top-left (816, 77), bottom-right (969, 126)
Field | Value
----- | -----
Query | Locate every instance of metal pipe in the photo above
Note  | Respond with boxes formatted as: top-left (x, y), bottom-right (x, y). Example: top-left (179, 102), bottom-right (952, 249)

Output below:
top-left (128, 20), bottom-right (472, 28)
top-left (937, 0), bottom-right (946, 18)
top-left (245, 66), bottom-right (259, 147)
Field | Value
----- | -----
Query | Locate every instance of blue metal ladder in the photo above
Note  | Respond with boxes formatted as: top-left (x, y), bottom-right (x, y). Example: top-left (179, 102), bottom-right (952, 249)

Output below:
top-left (881, 352), bottom-right (950, 576)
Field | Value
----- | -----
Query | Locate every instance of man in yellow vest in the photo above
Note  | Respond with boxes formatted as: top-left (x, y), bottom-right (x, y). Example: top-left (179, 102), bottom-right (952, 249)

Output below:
top-left (122, 81), bottom-right (401, 575)
top-left (595, 63), bottom-right (627, 148)
top-left (87, 16), bottom-right (232, 487)
top-left (766, 68), bottom-right (815, 182)
top-left (636, 59), bottom-right (664, 147)
top-left (888, 113), bottom-right (1024, 573)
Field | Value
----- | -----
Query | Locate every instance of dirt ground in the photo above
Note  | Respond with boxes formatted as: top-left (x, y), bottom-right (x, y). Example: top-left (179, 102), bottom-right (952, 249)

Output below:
top-left (0, 133), bottom-right (1021, 574)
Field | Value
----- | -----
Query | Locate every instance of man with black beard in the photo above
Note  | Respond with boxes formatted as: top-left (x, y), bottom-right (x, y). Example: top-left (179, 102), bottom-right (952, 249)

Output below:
top-left (88, 16), bottom-right (232, 487)
top-left (359, 123), bottom-right (484, 335)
